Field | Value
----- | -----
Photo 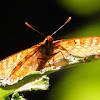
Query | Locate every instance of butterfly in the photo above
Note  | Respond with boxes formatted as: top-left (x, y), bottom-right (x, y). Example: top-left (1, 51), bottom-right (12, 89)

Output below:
top-left (0, 17), bottom-right (100, 86)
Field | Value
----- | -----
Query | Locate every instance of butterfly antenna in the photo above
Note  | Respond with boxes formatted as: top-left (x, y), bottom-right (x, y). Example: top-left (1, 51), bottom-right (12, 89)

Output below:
top-left (51, 17), bottom-right (72, 36)
top-left (25, 22), bottom-right (46, 37)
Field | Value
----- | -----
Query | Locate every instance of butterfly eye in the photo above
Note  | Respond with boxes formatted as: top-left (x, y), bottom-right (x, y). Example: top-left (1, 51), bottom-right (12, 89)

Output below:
top-left (45, 39), bottom-right (52, 48)
top-left (46, 39), bottom-right (53, 45)
top-left (46, 39), bottom-right (48, 44)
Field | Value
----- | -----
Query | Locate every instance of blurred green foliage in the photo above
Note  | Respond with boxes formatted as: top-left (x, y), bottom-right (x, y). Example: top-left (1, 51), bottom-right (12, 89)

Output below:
top-left (47, 0), bottom-right (100, 100)
top-left (49, 61), bottom-right (100, 100)
top-left (65, 19), bottom-right (100, 38)
top-left (58, 0), bottom-right (100, 16)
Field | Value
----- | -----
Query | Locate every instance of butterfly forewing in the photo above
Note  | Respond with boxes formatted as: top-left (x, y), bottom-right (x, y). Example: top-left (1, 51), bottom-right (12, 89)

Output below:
top-left (53, 36), bottom-right (100, 57)
top-left (0, 46), bottom-right (39, 85)
top-left (10, 43), bottom-right (52, 82)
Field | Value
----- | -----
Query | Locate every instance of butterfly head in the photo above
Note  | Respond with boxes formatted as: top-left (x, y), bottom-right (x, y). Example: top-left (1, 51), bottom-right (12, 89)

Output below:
top-left (46, 35), bottom-right (53, 41)
top-left (45, 35), bottom-right (53, 46)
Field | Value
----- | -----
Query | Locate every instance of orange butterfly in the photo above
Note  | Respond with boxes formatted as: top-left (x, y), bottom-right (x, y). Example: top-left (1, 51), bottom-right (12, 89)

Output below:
top-left (0, 17), bottom-right (100, 86)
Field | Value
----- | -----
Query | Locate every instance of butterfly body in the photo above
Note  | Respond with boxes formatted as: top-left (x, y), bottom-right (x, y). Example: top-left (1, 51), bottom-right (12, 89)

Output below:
top-left (33, 35), bottom-right (54, 70)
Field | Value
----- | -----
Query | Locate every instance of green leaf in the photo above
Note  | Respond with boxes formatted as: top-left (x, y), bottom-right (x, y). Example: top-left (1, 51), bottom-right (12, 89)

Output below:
top-left (0, 53), bottom-right (100, 100)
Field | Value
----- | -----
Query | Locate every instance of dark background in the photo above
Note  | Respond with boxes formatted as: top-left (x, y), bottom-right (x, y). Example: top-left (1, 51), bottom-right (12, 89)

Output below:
top-left (1, 0), bottom-right (100, 100)
top-left (1, 0), bottom-right (86, 60)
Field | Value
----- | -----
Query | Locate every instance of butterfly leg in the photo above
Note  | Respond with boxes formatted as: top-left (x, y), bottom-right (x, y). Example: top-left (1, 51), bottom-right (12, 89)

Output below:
top-left (53, 44), bottom-right (69, 60)
top-left (52, 51), bottom-right (69, 69)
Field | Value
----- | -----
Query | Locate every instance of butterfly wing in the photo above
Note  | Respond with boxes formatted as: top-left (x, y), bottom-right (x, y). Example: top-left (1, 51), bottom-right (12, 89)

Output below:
top-left (0, 46), bottom-right (35, 78)
top-left (9, 44), bottom-right (49, 84)
top-left (53, 36), bottom-right (100, 57)
top-left (45, 36), bottom-right (100, 68)
top-left (0, 45), bottom-right (42, 85)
